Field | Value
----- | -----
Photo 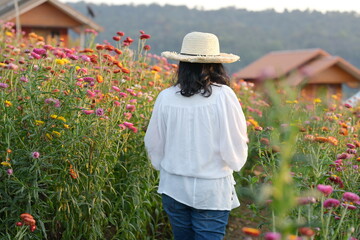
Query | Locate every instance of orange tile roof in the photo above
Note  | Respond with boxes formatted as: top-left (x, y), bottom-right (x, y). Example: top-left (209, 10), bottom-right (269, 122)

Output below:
top-left (234, 48), bottom-right (330, 80)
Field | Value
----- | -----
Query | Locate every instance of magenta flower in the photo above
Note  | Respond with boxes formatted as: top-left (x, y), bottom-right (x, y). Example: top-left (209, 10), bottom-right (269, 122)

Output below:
top-left (83, 110), bottom-right (94, 115)
top-left (32, 48), bottom-right (46, 55)
top-left (343, 192), bottom-right (360, 202)
top-left (323, 198), bottom-right (340, 208)
top-left (317, 184), bottom-right (333, 196)
top-left (0, 83), bottom-right (9, 88)
top-left (346, 143), bottom-right (356, 149)
top-left (30, 52), bottom-right (41, 59)
top-left (7, 169), bottom-right (13, 175)
top-left (95, 108), bottom-right (104, 116)
top-left (341, 203), bottom-right (357, 210)
top-left (264, 232), bottom-right (281, 240)
top-left (83, 77), bottom-right (95, 83)
top-left (20, 76), bottom-right (29, 82)
top-left (32, 152), bottom-right (40, 159)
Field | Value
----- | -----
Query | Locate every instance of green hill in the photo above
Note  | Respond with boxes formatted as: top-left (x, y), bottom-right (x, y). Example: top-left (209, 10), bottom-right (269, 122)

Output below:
top-left (68, 2), bottom-right (360, 74)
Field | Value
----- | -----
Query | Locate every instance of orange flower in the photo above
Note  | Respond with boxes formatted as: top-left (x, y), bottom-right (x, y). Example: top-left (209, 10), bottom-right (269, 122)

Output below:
top-left (339, 128), bottom-right (348, 136)
top-left (304, 134), bottom-right (315, 141)
top-left (96, 75), bottom-right (103, 83)
top-left (114, 48), bottom-right (122, 54)
top-left (327, 136), bottom-right (338, 146)
top-left (298, 227), bottom-right (315, 236)
top-left (121, 67), bottom-right (130, 74)
top-left (242, 227), bottom-right (261, 236)
top-left (69, 164), bottom-right (78, 179)
top-left (314, 137), bottom-right (329, 143)
top-left (151, 65), bottom-right (162, 72)
top-left (321, 126), bottom-right (329, 132)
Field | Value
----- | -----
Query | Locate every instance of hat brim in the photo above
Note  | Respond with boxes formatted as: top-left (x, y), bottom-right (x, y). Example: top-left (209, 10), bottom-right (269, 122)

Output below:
top-left (161, 51), bottom-right (240, 63)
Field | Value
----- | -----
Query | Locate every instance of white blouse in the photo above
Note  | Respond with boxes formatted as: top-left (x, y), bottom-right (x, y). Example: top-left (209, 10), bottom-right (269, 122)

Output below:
top-left (144, 84), bottom-right (248, 210)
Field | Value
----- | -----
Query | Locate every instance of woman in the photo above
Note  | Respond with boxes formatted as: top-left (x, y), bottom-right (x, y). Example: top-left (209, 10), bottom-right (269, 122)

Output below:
top-left (144, 32), bottom-right (248, 240)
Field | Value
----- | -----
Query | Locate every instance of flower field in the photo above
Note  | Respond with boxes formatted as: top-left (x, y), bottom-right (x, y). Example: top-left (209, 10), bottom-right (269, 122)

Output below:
top-left (0, 21), bottom-right (359, 240)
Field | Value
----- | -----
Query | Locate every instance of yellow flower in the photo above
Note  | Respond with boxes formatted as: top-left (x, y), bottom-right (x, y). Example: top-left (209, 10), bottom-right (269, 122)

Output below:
top-left (4, 100), bottom-right (12, 107)
top-left (35, 120), bottom-right (45, 125)
top-left (0, 63), bottom-right (6, 67)
top-left (46, 133), bottom-right (53, 140)
top-left (247, 118), bottom-right (259, 128)
top-left (5, 31), bottom-right (13, 37)
top-left (55, 59), bottom-right (65, 65)
top-left (63, 124), bottom-right (70, 129)
top-left (50, 114), bottom-right (58, 119)
top-left (313, 98), bottom-right (322, 103)
top-left (1, 161), bottom-right (11, 167)
top-left (57, 116), bottom-right (66, 122)
top-left (75, 66), bottom-right (81, 71)
top-left (52, 131), bottom-right (61, 137)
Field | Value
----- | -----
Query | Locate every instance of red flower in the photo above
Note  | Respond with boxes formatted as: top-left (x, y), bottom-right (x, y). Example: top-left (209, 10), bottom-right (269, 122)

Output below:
top-left (140, 34), bottom-right (151, 39)
top-left (116, 31), bottom-right (124, 36)
top-left (113, 36), bottom-right (121, 41)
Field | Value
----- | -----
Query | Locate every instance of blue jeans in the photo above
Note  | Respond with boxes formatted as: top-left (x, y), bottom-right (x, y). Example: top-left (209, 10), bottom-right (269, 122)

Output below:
top-left (162, 194), bottom-right (230, 240)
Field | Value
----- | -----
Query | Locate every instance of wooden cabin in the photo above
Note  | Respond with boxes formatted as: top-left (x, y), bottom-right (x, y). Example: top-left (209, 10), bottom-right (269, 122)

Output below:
top-left (0, 0), bottom-right (102, 47)
top-left (234, 49), bottom-right (360, 101)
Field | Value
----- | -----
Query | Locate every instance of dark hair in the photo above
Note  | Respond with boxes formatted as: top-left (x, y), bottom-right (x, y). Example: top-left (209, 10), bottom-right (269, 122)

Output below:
top-left (174, 61), bottom-right (230, 97)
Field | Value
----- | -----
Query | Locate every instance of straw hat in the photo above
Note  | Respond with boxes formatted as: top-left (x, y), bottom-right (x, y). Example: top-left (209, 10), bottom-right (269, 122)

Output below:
top-left (161, 32), bottom-right (240, 63)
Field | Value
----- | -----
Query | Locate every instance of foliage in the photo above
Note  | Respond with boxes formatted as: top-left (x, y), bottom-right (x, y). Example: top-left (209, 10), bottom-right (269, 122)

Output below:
top-left (0, 22), bottom-right (172, 239)
top-left (1, 20), bottom-right (359, 240)
top-left (67, 2), bottom-right (360, 74)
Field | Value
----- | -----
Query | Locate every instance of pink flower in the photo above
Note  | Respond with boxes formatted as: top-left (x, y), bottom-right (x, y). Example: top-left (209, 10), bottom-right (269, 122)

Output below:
top-left (30, 52), bottom-right (41, 59)
top-left (343, 192), bottom-right (360, 202)
top-left (123, 122), bottom-right (133, 128)
top-left (317, 184), bottom-right (333, 196)
top-left (118, 124), bottom-right (126, 130)
top-left (264, 232), bottom-right (281, 240)
top-left (112, 86), bottom-right (121, 92)
top-left (119, 92), bottom-right (128, 98)
top-left (113, 101), bottom-right (121, 106)
top-left (86, 90), bottom-right (96, 98)
top-left (95, 108), bottom-right (104, 116)
top-left (124, 112), bottom-right (132, 120)
top-left (83, 110), bottom-right (94, 115)
top-left (7, 169), bottom-right (13, 175)
top-left (297, 196), bottom-right (316, 205)
top-left (32, 152), bottom-right (40, 159)
top-left (323, 198), bottom-right (340, 208)
top-left (128, 126), bottom-right (138, 133)
top-left (126, 104), bottom-right (136, 112)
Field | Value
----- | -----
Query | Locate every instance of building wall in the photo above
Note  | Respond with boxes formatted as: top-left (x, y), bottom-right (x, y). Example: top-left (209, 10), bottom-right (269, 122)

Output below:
top-left (10, 2), bottom-right (81, 28)
top-left (308, 65), bottom-right (360, 88)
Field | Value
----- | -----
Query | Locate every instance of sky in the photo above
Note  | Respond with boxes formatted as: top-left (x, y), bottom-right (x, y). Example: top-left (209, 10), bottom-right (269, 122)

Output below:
top-left (60, 0), bottom-right (360, 13)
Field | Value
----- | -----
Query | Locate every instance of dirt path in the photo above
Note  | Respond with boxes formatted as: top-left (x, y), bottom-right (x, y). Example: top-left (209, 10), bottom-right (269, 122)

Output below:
top-left (224, 201), bottom-right (269, 239)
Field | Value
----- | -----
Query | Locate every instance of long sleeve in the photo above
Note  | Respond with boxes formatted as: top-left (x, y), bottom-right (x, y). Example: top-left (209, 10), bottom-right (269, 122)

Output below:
top-left (144, 92), bottom-right (165, 170)
top-left (217, 87), bottom-right (248, 171)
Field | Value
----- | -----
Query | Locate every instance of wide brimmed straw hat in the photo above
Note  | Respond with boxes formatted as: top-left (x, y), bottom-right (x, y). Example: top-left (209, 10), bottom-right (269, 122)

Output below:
top-left (161, 32), bottom-right (240, 63)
